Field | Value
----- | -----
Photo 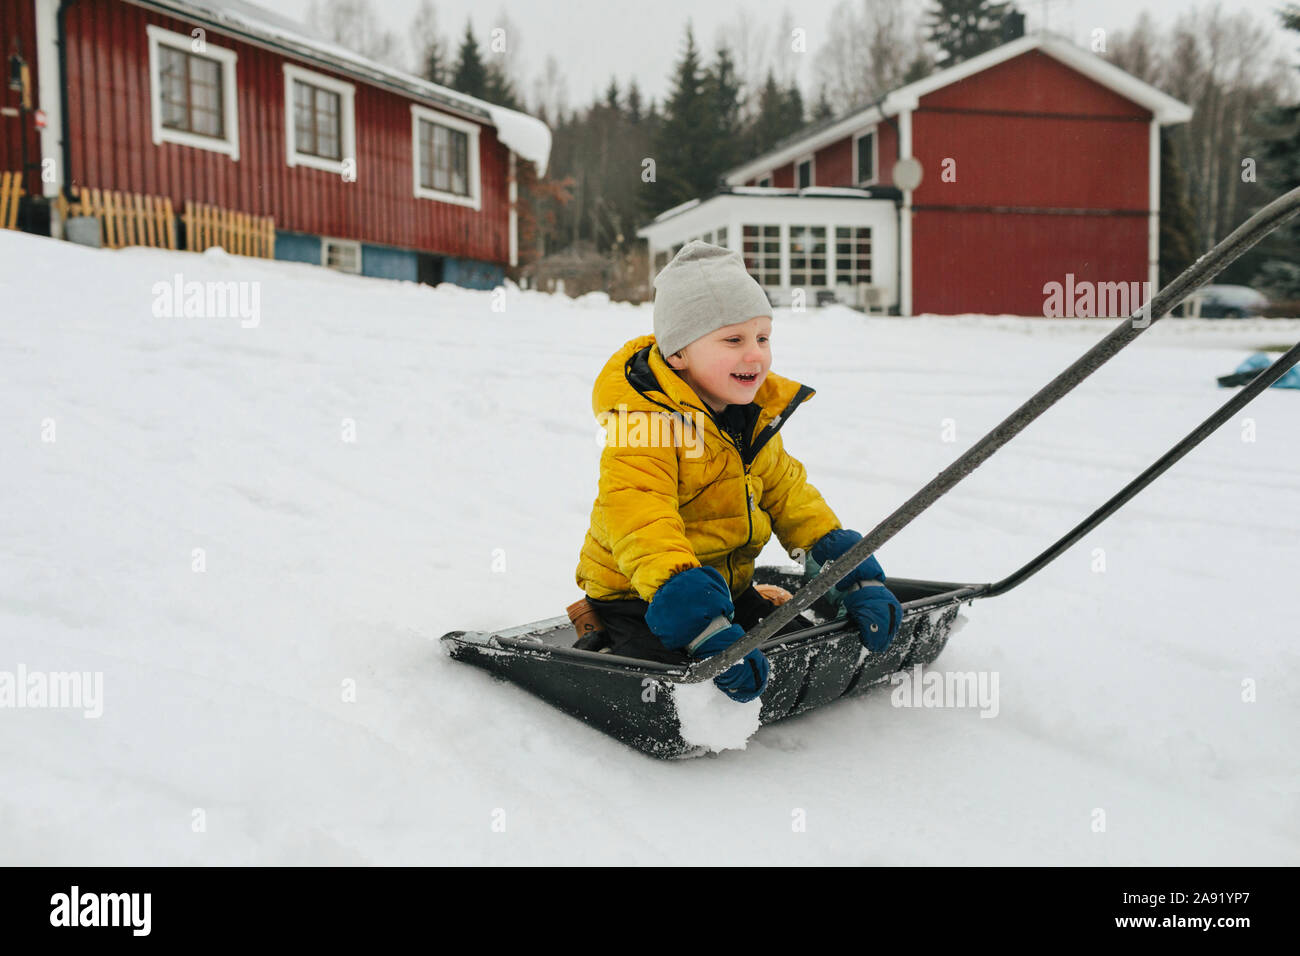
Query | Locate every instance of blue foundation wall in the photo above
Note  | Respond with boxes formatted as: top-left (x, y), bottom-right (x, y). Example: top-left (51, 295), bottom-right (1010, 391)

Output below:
top-left (274, 231), bottom-right (503, 288)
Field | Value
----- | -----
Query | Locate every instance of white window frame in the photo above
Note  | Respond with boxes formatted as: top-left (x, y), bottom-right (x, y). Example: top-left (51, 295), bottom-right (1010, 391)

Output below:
top-left (410, 104), bottom-right (481, 210)
top-left (283, 63), bottom-right (356, 175)
top-left (795, 154), bottom-right (815, 189)
top-left (852, 126), bottom-right (879, 187)
top-left (146, 24), bottom-right (240, 160)
top-left (322, 237), bottom-right (362, 274)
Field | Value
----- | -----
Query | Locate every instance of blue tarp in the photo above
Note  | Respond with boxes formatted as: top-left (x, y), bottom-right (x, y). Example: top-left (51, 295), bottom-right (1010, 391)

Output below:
top-left (1219, 352), bottom-right (1300, 389)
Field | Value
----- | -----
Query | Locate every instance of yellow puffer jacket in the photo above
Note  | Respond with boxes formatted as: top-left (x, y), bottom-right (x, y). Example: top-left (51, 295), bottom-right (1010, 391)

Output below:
top-left (575, 333), bottom-right (842, 603)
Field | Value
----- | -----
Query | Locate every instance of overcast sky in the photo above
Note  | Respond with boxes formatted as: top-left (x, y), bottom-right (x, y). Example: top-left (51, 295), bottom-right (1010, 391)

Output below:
top-left (274, 0), bottom-right (1297, 111)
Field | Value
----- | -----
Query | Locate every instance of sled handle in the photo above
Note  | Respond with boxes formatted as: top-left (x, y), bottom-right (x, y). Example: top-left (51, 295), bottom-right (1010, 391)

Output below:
top-left (685, 185), bottom-right (1300, 684)
top-left (976, 338), bottom-right (1300, 599)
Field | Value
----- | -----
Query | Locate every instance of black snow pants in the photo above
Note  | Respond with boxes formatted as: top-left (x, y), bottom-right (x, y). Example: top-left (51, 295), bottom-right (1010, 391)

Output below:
top-left (589, 584), bottom-right (808, 665)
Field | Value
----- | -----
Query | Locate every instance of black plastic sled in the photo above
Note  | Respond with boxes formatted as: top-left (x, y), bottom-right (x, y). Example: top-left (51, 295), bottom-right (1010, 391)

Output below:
top-left (441, 567), bottom-right (974, 758)
top-left (441, 187), bottom-right (1300, 759)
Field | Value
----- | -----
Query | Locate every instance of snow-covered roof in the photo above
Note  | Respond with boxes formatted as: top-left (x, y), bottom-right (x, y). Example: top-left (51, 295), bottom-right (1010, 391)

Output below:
top-left (643, 185), bottom-right (886, 230)
top-left (724, 32), bottom-right (1191, 184)
top-left (132, 0), bottom-right (551, 175)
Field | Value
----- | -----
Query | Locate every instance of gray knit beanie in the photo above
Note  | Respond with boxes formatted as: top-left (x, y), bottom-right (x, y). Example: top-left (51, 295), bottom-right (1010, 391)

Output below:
top-left (652, 240), bottom-right (772, 358)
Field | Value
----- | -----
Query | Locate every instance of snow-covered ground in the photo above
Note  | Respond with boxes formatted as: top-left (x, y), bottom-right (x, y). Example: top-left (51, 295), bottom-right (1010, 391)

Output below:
top-left (2, 229), bottom-right (1297, 865)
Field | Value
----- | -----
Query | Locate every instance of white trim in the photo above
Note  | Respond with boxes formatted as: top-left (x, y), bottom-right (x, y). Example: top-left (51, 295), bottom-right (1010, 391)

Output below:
top-left (146, 24), bottom-right (240, 160)
top-left (322, 236), bottom-right (362, 274)
top-left (410, 104), bottom-right (481, 210)
top-left (1148, 119), bottom-right (1160, 300)
top-left (35, 0), bottom-right (62, 200)
top-left (508, 150), bottom-right (518, 267)
top-left (723, 34), bottom-right (1192, 184)
top-left (794, 153), bottom-right (815, 189)
top-left (851, 126), bottom-right (879, 187)
top-left (899, 109), bottom-right (913, 317)
top-left (283, 62), bottom-right (355, 175)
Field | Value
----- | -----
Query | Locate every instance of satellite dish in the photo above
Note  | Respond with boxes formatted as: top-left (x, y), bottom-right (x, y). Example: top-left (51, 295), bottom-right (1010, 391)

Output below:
top-left (892, 157), bottom-right (923, 192)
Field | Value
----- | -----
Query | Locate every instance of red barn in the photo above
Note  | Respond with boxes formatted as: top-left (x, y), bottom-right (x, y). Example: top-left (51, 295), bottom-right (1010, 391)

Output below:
top-left (1, 0), bottom-right (550, 286)
top-left (638, 34), bottom-right (1191, 317)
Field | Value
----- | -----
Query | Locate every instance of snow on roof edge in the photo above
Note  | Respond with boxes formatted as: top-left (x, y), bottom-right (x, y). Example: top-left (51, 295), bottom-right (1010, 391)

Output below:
top-left (137, 0), bottom-right (551, 175)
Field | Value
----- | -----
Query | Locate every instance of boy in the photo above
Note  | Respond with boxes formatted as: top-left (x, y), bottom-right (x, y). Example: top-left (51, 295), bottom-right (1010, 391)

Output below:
top-left (575, 241), bottom-right (902, 702)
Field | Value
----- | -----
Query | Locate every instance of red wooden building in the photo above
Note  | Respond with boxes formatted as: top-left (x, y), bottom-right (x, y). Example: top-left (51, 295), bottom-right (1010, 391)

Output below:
top-left (639, 34), bottom-right (1191, 316)
top-left (1, 0), bottom-right (550, 286)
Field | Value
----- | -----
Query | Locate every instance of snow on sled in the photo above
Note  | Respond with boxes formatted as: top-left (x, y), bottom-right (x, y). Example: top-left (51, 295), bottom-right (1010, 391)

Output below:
top-left (440, 566), bottom-right (976, 759)
top-left (443, 188), bottom-right (1300, 759)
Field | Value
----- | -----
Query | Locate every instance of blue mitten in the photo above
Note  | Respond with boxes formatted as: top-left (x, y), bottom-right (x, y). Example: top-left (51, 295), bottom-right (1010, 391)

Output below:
top-left (646, 566), bottom-right (770, 702)
top-left (810, 529), bottom-right (902, 653)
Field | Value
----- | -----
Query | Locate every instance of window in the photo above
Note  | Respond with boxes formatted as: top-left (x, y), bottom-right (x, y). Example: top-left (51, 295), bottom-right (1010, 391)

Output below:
top-left (411, 104), bottom-right (481, 209)
top-left (789, 226), bottom-right (826, 286)
top-left (835, 227), bottom-right (872, 284)
top-left (854, 129), bottom-right (877, 186)
top-left (147, 25), bottom-right (239, 159)
top-left (654, 250), bottom-right (670, 272)
top-left (323, 238), bottom-right (361, 274)
top-left (757, 176), bottom-right (772, 188)
top-left (796, 157), bottom-right (813, 189)
top-left (742, 224), bottom-right (780, 286)
top-left (284, 64), bottom-right (356, 174)
top-left (716, 226), bottom-right (728, 248)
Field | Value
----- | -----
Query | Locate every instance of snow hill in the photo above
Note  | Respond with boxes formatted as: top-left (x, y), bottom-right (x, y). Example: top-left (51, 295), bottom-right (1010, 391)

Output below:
top-left (2, 228), bottom-right (1297, 864)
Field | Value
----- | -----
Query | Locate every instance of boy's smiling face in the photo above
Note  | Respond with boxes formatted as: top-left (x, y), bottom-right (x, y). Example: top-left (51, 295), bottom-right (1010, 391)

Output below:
top-left (664, 315), bottom-right (772, 413)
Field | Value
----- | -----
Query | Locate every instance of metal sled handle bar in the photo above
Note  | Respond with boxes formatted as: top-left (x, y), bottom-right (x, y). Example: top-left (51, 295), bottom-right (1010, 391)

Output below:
top-left (684, 185), bottom-right (1300, 684)
top-left (972, 338), bottom-right (1300, 599)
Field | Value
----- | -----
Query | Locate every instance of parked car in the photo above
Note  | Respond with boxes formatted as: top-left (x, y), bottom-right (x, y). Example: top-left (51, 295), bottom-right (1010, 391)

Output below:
top-left (1185, 284), bottom-right (1271, 318)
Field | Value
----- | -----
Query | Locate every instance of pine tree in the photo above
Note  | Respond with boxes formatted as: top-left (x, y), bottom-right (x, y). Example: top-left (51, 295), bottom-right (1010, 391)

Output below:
top-left (483, 60), bottom-right (522, 109)
top-left (1251, 4), bottom-right (1300, 299)
top-left (751, 71), bottom-right (789, 156)
top-left (648, 24), bottom-right (721, 213)
top-left (451, 21), bottom-right (488, 98)
top-left (703, 44), bottom-right (745, 186)
top-left (626, 79), bottom-right (643, 125)
top-left (925, 0), bottom-right (1012, 66)
top-left (811, 86), bottom-right (836, 122)
top-left (1158, 129), bottom-right (1197, 289)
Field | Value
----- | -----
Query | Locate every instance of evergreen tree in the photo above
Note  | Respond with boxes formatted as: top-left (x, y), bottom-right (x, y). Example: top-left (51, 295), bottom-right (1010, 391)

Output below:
top-left (423, 39), bottom-right (450, 86)
top-left (626, 79), bottom-right (644, 124)
top-left (925, 0), bottom-right (1012, 66)
top-left (703, 44), bottom-right (745, 186)
top-left (1251, 4), bottom-right (1300, 298)
top-left (483, 59), bottom-right (522, 109)
top-left (451, 21), bottom-right (488, 98)
top-left (811, 86), bottom-right (836, 122)
top-left (648, 24), bottom-right (720, 213)
top-left (1158, 129), bottom-right (1197, 289)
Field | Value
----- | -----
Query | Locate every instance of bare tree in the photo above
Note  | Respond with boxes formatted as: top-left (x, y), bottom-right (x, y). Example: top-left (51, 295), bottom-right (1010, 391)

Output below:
top-left (717, 7), bottom-right (771, 125)
top-left (530, 53), bottom-right (570, 124)
top-left (814, 0), bottom-right (930, 112)
top-left (408, 0), bottom-right (445, 78)
top-left (1107, 2), bottom-right (1294, 249)
top-left (306, 0), bottom-right (402, 66)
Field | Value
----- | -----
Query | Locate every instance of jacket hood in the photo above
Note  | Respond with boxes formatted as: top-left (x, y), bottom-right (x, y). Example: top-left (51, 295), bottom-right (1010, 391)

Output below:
top-left (591, 334), bottom-right (814, 434)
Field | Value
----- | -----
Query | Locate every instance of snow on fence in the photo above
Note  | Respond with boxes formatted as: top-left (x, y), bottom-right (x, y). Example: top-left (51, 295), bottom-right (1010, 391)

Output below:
top-left (57, 187), bottom-right (177, 250)
top-left (183, 201), bottom-right (275, 259)
top-left (0, 172), bottom-right (22, 230)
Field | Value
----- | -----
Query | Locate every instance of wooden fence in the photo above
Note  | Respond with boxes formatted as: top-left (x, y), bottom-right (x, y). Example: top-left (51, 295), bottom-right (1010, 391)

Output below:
top-left (183, 200), bottom-right (275, 258)
top-left (58, 187), bottom-right (176, 250)
top-left (0, 172), bottom-right (23, 230)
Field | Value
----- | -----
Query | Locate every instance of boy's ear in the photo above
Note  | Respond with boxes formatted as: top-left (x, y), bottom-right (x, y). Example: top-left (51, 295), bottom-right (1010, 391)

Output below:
top-left (665, 350), bottom-right (684, 370)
